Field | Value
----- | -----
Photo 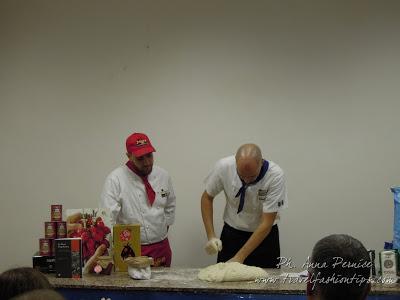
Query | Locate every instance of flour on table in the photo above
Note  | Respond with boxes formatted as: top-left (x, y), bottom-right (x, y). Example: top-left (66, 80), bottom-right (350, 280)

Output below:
top-left (198, 262), bottom-right (267, 282)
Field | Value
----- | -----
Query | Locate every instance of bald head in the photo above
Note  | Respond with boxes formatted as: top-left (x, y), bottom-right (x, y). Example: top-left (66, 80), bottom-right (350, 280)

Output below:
top-left (235, 144), bottom-right (263, 184)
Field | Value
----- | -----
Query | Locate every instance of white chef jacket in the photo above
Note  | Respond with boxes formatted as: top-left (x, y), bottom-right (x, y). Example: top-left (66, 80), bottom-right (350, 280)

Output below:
top-left (100, 164), bottom-right (176, 245)
top-left (204, 155), bottom-right (287, 232)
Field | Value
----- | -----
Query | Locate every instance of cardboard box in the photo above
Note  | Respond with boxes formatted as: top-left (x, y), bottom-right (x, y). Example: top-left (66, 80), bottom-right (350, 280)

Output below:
top-left (55, 238), bottom-right (83, 278)
top-left (66, 208), bottom-right (112, 264)
top-left (113, 224), bottom-right (141, 272)
top-left (32, 253), bottom-right (55, 273)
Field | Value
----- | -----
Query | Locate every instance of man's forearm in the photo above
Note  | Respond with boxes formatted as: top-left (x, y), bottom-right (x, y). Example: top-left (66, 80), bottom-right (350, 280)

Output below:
top-left (233, 212), bottom-right (277, 262)
top-left (235, 223), bottom-right (272, 262)
top-left (201, 191), bottom-right (216, 239)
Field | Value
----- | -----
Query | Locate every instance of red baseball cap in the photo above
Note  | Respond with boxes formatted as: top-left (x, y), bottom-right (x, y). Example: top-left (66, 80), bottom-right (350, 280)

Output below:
top-left (126, 133), bottom-right (156, 157)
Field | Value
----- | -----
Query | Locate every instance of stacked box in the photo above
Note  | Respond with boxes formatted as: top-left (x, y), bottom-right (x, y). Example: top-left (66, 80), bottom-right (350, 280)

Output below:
top-left (37, 205), bottom-right (64, 258)
top-left (51, 205), bottom-right (63, 222)
top-left (32, 254), bottom-right (56, 273)
top-left (113, 224), bottom-right (141, 272)
top-left (39, 238), bottom-right (54, 256)
top-left (44, 222), bottom-right (57, 239)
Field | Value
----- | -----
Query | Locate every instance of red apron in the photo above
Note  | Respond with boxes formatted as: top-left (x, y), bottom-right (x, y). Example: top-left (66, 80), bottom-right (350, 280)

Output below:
top-left (141, 238), bottom-right (172, 267)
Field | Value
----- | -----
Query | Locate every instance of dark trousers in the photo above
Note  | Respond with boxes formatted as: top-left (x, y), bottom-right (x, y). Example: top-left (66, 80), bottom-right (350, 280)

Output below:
top-left (217, 222), bottom-right (280, 268)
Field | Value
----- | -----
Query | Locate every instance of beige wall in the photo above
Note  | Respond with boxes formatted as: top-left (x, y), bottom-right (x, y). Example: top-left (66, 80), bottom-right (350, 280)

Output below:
top-left (1, 0), bottom-right (399, 272)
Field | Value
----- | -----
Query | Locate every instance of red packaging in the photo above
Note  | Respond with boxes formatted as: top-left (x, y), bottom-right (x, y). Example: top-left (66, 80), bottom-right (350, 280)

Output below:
top-left (56, 221), bottom-right (67, 238)
top-left (39, 238), bottom-right (54, 256)
top-left (51, 205), bottom-right (62, 222)
top-left (44, 222), bottom-right (57, 239)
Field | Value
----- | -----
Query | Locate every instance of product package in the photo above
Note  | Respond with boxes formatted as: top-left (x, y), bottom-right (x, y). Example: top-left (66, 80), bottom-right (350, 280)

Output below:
top-left (32, 254), bottom-right (56, 273)
top-left (66, 208), bottom-right (112, 266)
top-left (55, 238), bottom-right (83, 278)
top-left (113, 224), bottom-right (141, 272)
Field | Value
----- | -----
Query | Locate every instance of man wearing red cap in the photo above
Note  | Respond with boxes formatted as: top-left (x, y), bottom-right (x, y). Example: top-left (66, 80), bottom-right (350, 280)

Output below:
top-left (100, 133), bottom-right (176, 267)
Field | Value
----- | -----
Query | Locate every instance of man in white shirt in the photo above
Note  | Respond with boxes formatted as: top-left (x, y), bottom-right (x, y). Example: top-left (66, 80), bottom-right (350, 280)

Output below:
top-left (201, 144), bottom-right (287, 268)
top-left (100, 133), bottom-right (176, 267)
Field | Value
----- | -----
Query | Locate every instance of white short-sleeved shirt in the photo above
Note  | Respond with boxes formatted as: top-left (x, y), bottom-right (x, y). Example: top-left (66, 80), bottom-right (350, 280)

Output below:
top-left (100, 165), bottom-right (176, 245)
top-left (204, 155), bottom-right (287, 232)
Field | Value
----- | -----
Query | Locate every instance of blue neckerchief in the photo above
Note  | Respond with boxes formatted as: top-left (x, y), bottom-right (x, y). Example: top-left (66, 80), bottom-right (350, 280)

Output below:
top-left (235, 160), bottom-right (269, 214)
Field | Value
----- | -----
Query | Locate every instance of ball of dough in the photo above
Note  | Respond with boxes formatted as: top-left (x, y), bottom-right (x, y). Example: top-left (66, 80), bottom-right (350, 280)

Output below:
top-left (198, 262), bottom-right (267, 282)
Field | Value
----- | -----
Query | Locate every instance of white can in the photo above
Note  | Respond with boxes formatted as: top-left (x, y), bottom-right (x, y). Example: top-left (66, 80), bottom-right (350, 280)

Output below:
top-left (379, 250), bottom-right (398, 284)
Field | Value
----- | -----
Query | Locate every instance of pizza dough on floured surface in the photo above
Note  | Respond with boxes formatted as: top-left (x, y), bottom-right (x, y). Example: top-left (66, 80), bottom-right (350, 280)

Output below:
top-left (198, 262), bottom-right (267, 282)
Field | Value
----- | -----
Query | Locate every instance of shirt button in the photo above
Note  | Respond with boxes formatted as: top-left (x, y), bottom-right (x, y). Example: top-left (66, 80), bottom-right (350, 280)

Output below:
top-left (146, 225), bottom-right (149, 229)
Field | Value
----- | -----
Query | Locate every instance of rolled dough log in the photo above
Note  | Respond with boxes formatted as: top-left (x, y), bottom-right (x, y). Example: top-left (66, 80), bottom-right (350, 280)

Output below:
top-left (198, 262), bottom-right (267, 282)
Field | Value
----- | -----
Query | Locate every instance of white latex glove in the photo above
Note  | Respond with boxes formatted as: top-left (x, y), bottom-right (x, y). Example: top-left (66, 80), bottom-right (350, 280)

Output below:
top-left (205, 238), bottom-right (222, 255)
